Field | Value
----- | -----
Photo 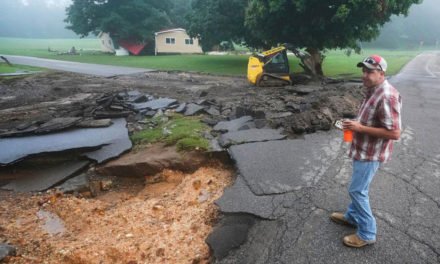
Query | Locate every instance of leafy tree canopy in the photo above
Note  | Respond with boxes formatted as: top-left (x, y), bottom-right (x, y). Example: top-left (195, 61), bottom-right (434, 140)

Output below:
top-left (65, 0), bottom-right (173, 42)
top-left (187, 0), bottom-right (249, 51)
top-left (244, 0), bottom-right (422, 51)
top-left (187, 0), bottom-right (422, 75)
top-left (169, 0), bottom-right (193, 29)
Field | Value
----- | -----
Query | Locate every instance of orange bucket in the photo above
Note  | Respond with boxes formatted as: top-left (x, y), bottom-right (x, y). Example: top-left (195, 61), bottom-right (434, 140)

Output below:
top-left (343, 130), bottom-right (353, 142)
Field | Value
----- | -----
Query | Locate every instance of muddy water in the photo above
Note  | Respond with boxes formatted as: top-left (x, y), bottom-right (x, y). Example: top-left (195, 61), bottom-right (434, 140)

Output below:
top-left (36, 209), bottom-right (66, 236)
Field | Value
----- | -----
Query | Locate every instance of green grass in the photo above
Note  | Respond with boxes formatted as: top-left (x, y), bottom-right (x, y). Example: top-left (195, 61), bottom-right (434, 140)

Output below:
top-left (321, 49), bottom-right (421, 77)
top-left (131, 114), bottom-right (210, 151)
top-left (0, 62), bottom-right (44, 74)
top-left (0, 37), bottom-right (424, 77)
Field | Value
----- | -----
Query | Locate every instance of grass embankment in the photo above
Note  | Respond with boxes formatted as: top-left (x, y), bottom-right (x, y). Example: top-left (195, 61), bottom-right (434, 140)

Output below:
top-left (0, 37), bottom-right (424, 77)
top-left (131, 114), bottom-right (210, 151)
top-left (0, 62), bottom-right (44, 74)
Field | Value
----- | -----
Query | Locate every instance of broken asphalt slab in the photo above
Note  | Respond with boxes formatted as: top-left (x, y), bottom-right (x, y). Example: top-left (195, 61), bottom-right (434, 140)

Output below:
top-left (218, 128), bottom-right (286, 147)
top-left (2, 160), bottom-right (90, 192)
top-left (184, 103), bottom-right (205, 116)
top-left (213, 116), bottom-right (254, 133)
top-left (228, 130), bottom-right (342, 195)
top-left (206, 214), bottom-right (256, 260)
top-left (131, 98), bottom-right (178, 111)
top-left (215, 176), bottom-right (289, 220)
top-left (56, 173), bottom-right (90, 194)
top-left (0, 118), bottom-right (130, 165)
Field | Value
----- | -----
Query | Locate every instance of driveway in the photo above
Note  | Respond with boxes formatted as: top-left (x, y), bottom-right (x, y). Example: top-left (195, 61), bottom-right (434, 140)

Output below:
top-left (212, 52), bottom-right (440, 263)
top-left (1, 55), bottom-right (154, 77)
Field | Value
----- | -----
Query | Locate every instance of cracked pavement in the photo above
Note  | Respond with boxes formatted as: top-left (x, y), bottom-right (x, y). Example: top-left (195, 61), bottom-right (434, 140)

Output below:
top-left (211, 52), bottom-right (440, 263)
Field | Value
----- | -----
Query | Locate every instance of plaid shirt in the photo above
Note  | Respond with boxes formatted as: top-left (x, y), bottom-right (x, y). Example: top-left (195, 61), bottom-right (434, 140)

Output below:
top-left (349, 80), bottom-right (402, 162)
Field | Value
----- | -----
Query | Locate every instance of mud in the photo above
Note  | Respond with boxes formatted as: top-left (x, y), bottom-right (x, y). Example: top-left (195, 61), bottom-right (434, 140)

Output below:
top-left (0, 71), bottom-right (363, 135)
top-left (0, 70), bottom-right (364, 263)
top-left (0, 164), bottom-right (233, 264)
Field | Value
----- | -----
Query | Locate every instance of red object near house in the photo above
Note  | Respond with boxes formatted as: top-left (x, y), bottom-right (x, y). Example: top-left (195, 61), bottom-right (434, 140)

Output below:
top-left (118, 40), bottom-right (146, 55)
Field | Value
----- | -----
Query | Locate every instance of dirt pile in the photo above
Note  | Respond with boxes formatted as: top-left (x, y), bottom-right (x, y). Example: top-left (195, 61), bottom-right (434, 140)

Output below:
top-left (0, 71), bottom-right (364, 137)
top-left (0, 164), bottom-right (233, 264)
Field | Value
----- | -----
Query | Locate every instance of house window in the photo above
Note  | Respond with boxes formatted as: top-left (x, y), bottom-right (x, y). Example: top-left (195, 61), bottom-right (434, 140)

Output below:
top-left (166, 38), bottom-right (176, 44)
top-left (185, 39), bottom-right (194, 45)
top-left (101, 40), bottom-right (105, 44)
top-left (108, 39), bottom-right (112, 45)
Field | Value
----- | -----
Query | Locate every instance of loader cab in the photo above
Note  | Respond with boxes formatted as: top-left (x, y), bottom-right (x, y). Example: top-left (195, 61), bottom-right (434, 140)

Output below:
top-left (263, 49), bottom-right (289, 75)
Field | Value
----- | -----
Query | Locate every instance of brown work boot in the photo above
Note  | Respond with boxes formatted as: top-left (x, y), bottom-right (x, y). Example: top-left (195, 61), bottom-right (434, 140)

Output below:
top-left (343, 234), bottom-right (376, 248)
top-left (330, 212), bottom-right (356, 228)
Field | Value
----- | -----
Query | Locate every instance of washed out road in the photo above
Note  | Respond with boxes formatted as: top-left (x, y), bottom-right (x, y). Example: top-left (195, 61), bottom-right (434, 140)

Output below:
top-left (1, 55), bottom-right (154, 77)
top-left (213, 52), bottom-right (440, 263)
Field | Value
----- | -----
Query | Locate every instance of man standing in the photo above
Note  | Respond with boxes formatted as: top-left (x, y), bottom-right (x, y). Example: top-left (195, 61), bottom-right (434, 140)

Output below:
top-left (330, 55), bottom-right (402, 248)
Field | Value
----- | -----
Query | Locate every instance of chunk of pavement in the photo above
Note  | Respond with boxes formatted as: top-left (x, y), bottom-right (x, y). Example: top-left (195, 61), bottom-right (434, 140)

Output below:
top-left (77, 119), bottom-right (113, 128)
top-left (2, 160), bottom-right (90, 192)
top-left (82, 119), bottom-right (132, 164)
top-left (132, 95), bottom-right (148, 103)
top-left (0, 118), bottom-right (129, 165)
top-left (34, 117), bottom-right (82, 134)
top-left (205, 107), bottom-right (220, 116)
top-left (0, 118), bottom-right (80, 138)
top-left (143, 110), bottom-right (157, 117)
top-left (215, 176), bottom-right (285, 219)
top-left (93, 111), bottom-right (131, 119)
top-left (131, 98), bottom-right (177, 111)
top-left (56, 173), bottom-right (90, 194)
top-left (228, 130), bottom-right (342, 195)
top-left (184, 103), bottom-right (205, 116)
top-left (0, 244), bottom-right (16, 261)
top-left (96, 144), bottom-right (208, 177)
top-left (175, 103), bottom-right (186, 113)
top-left (209, 138), bottom-right (223, 152)
top-left (206, 215), bottom-right (256, 260)
top-left (213, 116), bottom-right (253, 133)
top-left (218, 129), bottom-right (286, 147)
top-left (237, 121), bottom-right (256, 131)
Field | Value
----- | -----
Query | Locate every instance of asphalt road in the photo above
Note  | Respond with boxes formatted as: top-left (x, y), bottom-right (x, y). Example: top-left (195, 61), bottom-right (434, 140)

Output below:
top-left (213, 52), bottom-right (440, 263)
top-left (1, 55), bottom-right (154, 77)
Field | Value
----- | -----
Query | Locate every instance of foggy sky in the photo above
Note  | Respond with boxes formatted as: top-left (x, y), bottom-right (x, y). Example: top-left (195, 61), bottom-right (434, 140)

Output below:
top-left (0, 0), bottom-right (438, 46)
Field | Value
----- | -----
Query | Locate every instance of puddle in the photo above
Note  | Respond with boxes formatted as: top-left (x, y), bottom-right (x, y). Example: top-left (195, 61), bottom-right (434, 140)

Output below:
top-left (36, 209), bottom-right (66, 236)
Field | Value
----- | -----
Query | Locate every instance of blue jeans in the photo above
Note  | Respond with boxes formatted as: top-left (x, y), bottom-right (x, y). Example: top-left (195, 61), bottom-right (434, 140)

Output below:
top-left (344, 160), bottom-right (380, 241)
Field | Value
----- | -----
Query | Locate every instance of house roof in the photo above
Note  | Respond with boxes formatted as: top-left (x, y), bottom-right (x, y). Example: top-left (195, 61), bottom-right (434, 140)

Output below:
top-left (154, 28), bottom-right (186, 36)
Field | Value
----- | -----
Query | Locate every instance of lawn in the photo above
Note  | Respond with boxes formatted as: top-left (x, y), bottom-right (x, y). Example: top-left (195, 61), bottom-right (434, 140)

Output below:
top-left (0, 62), bottom-right (44, 74)
top-left (0, 37), bottom-right (423, 77)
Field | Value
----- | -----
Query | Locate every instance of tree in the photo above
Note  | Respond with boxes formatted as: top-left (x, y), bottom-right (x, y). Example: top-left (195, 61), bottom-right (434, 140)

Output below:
top-left (187, 0), bottom-right (422, 77)
top-left (244, 0), bottom-right (422, 76)
top-left (65, 0), bottom-right (173, 43)
top-left (169, 0), bottom-right (193, 28)
top-left (186, 0), bottom-right (249, 51)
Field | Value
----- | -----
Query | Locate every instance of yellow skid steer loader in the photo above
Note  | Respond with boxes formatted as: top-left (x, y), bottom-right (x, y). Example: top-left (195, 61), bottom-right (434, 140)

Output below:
top-left (247, 45), bottom-right (291, 87)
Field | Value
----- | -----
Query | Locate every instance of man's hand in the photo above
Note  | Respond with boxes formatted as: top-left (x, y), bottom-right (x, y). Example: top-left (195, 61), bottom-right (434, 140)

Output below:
top-left (342, 120), bottom-right (400, 140)
top-left (342, 120), bottom-right (362, 132)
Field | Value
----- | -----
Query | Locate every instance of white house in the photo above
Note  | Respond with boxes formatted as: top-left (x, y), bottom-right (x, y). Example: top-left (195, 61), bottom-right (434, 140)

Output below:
top-left (154, 28), bottom-right (203, 55)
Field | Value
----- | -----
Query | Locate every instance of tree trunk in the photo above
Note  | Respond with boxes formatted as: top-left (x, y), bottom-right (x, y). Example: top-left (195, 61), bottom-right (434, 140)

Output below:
top-left (295, 47), bottom-right (324, 78)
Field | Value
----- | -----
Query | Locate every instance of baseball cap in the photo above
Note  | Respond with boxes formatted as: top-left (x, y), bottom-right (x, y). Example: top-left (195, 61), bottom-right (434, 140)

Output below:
top-left (357, 55), bottom-right (387, 72)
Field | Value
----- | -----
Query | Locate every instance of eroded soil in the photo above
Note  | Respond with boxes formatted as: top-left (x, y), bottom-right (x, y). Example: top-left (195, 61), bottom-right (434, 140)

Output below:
top-left (0, 70), bottom-right (363, 263)
top-left (0, 164), bottom-right (233, 264)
